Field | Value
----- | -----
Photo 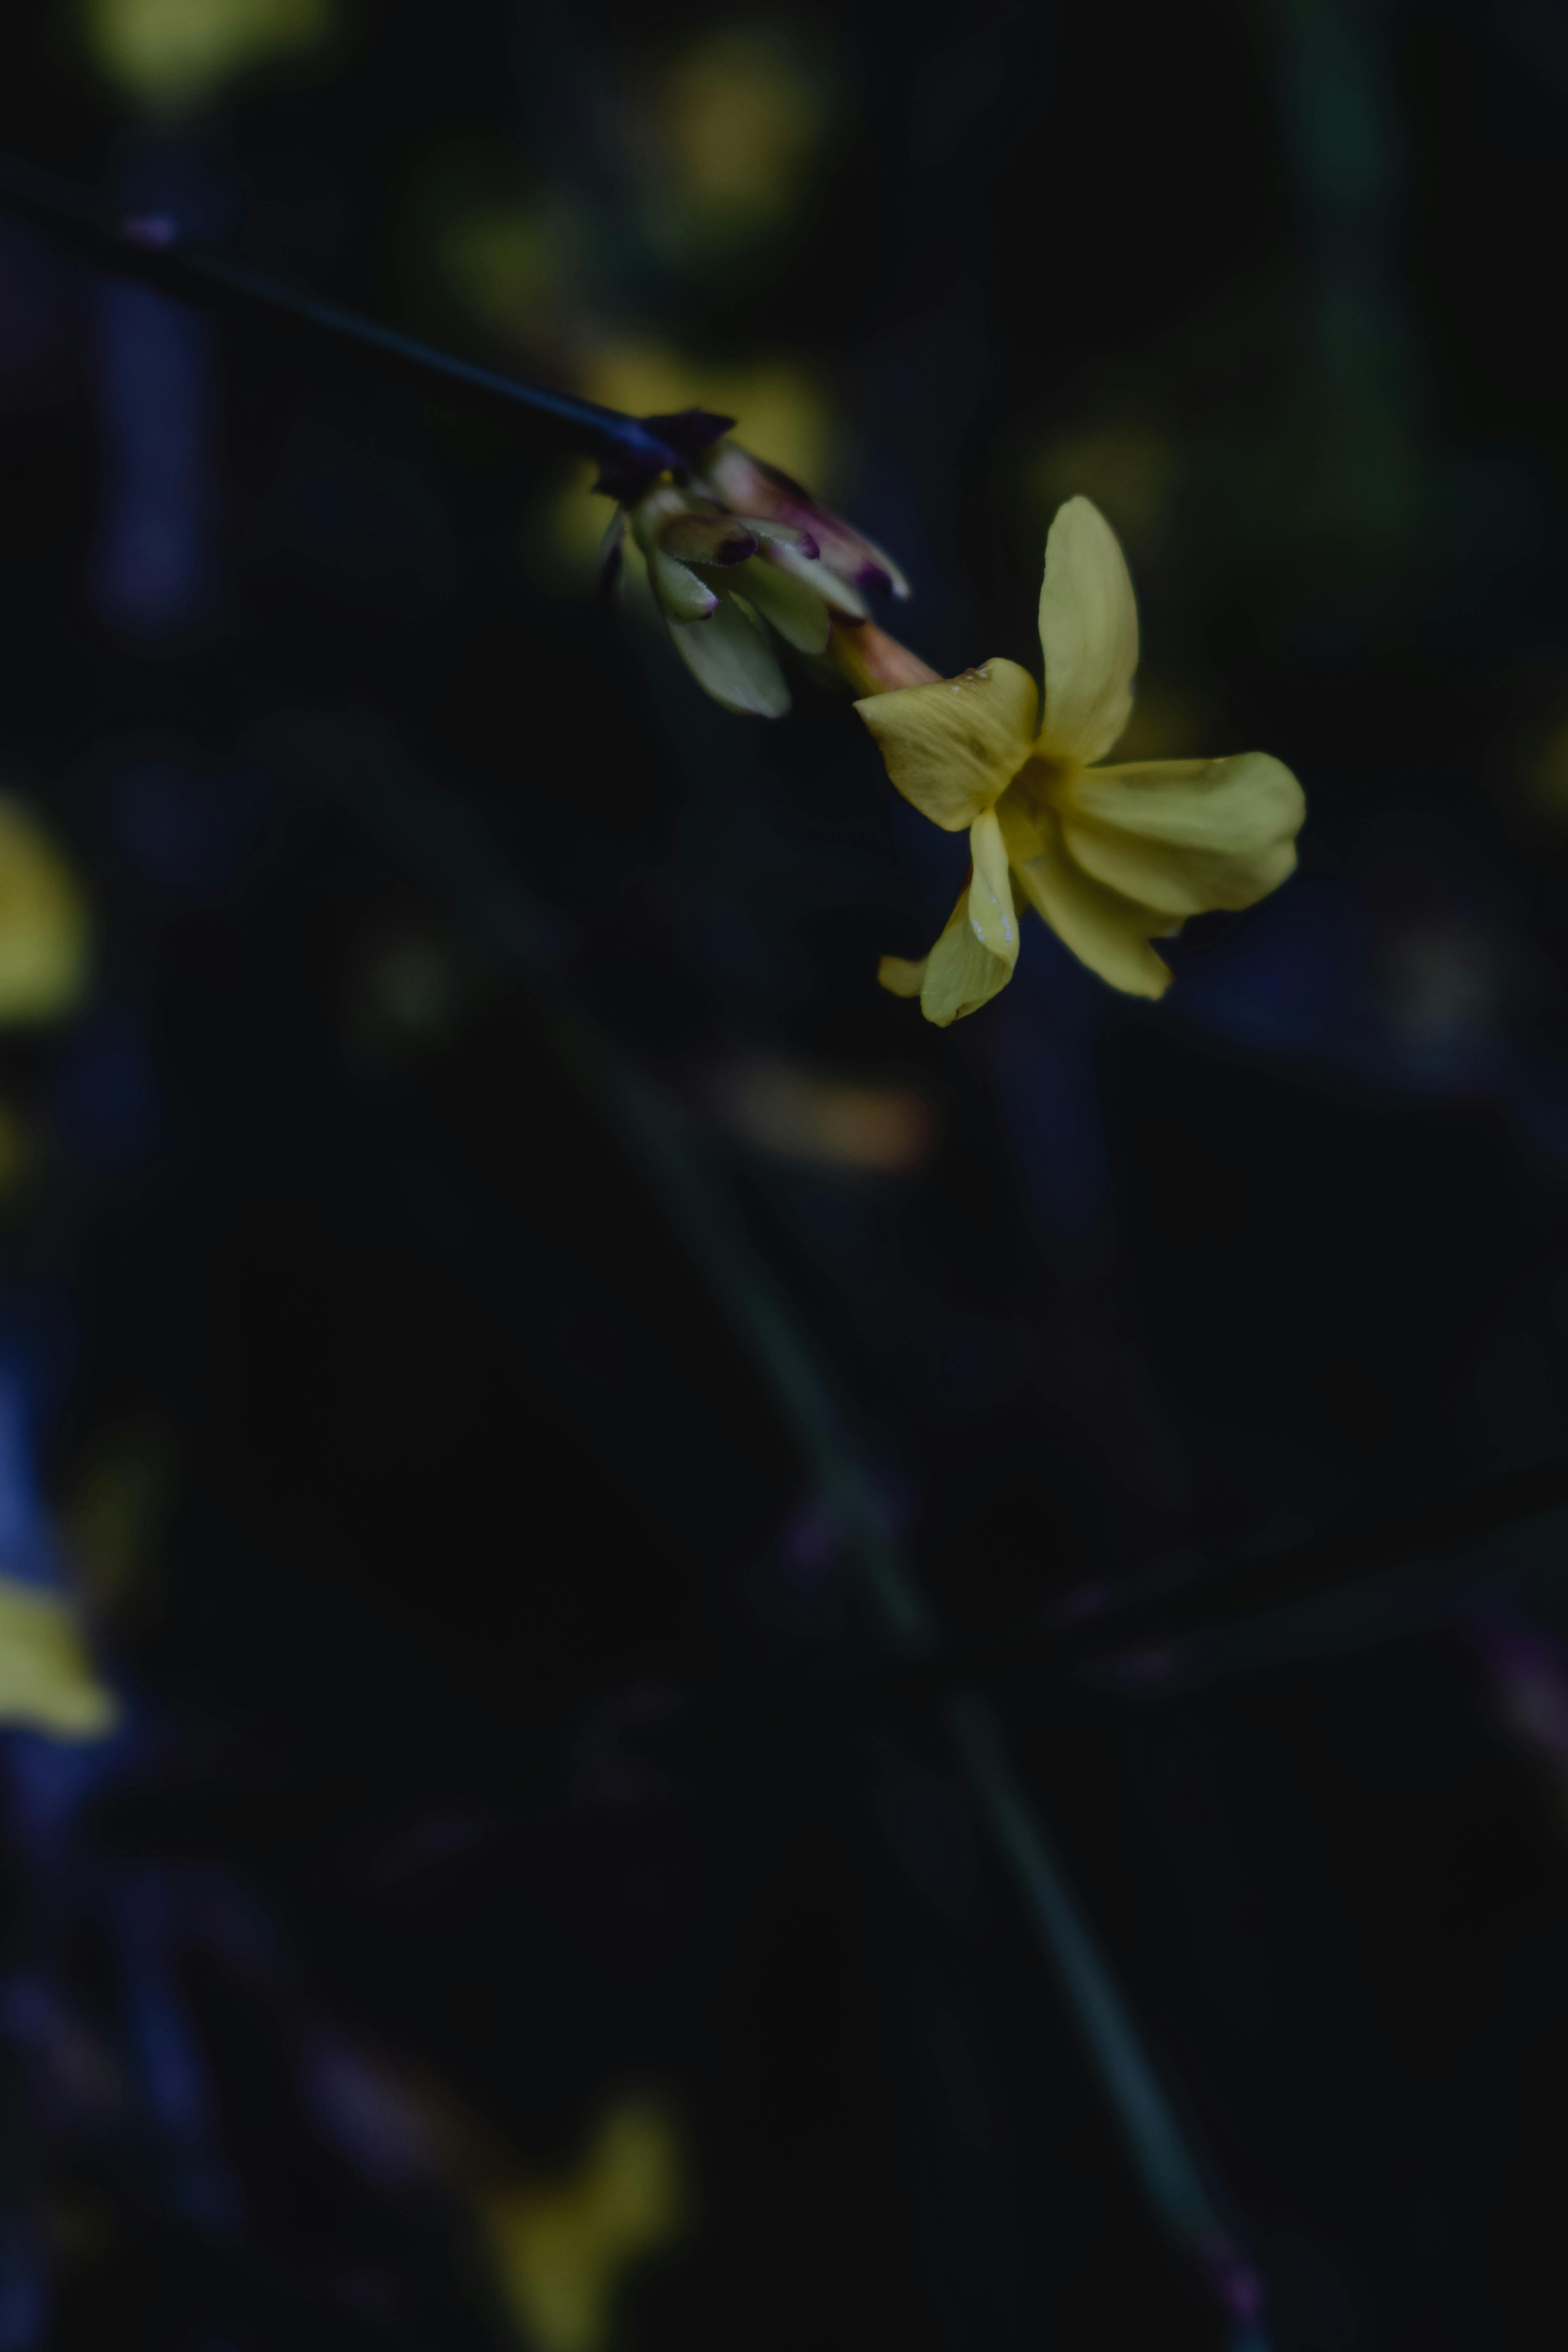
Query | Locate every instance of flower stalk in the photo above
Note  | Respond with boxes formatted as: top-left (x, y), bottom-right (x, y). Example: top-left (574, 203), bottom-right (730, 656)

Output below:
top-left (828, 620), bottom-right (939, 697)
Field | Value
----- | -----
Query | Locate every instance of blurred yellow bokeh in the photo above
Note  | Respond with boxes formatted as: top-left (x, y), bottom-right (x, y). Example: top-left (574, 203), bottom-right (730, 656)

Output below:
top-left (83, 0), bottom-right (334, 111)
top-left (0, 1574), bottom-right (120, 1740)
top-left (713, 1056), bottom-right (937, 1174)
top-left (477, 2096), bottom-right (687, 2352)
top-left (438, 202), bottom-right (566, 347)
top-left (1523, 711), bottom-right (1568, 826)
top-left (640, 22), bottom-right (837, 254)
top-left (0, 793), bottom-right (92, 1025)
top-left (586, 343), bottom-right (833, 489)
top-left (1025, 421), bottom-right (1177, 552)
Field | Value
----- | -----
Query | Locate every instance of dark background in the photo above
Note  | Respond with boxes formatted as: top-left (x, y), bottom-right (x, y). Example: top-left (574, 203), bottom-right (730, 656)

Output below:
top-left (6, 2), bottom-right (1568, 2346)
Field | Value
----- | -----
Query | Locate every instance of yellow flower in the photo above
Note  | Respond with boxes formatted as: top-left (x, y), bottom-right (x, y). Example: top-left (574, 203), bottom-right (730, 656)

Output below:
top-left (0, 794), bottom-right (92, 1025)
top-left (0, 1574), bottom-right (119, 1740)
top-left (856, 498), bottom-right (1305, 1023)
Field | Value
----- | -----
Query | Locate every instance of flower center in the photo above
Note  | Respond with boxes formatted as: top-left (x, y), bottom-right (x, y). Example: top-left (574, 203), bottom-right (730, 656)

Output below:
top-left (1008, 750), bottom-right (1076, 815)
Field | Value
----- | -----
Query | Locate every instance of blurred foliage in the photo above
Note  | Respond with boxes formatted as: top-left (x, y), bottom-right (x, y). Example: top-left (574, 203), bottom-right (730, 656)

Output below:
top-left (439, 200), bottom-right (566, 348)
top-left (82, 0), bottom-right (336, 112)
top-left (630, 20), bottom-right (840, 262)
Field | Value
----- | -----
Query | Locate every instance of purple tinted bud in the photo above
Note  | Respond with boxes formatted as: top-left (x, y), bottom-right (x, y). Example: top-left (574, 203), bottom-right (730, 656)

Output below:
top-left (693, 441), bottom-right (910, 601)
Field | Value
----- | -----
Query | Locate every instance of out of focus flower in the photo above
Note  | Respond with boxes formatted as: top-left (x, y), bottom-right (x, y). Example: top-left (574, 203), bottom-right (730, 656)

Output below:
top-left (637, 22), bottom-right (838, 260)
top-left (477, 2096), bottom-right (686, 2352)
top-left (0, 795), bottom-right (92, 1025)
top-left (711, 1055), bottom-right (936, 1174)
top-left (618, 435), bottom-right (907, 717)
top-left (85, 0), bottom-right (332, 111)
top-left (0, 1575), bottom-right (119, 1739)
top-left (857, 498), bottom-right (1305, 1023)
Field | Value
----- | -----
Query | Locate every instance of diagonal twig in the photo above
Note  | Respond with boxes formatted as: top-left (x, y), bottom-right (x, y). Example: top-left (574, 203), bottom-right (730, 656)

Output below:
top-left (0, 145), bottom-right (713, 486)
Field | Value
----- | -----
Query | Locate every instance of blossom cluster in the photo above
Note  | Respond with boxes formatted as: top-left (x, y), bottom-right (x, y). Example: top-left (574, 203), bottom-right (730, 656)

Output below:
top-left (621, 448), bottom-right (1305, 1020)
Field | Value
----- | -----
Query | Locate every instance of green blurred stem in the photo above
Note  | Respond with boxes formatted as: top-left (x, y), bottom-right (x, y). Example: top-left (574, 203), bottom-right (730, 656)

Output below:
top-left (349, 745), bottom-right (1264, 2339)
top-left (0, 146), bottom-right (692, 480)
top-left (950, 1692), bottom-right (1270, 2349)
top-left (951, 1691), bottom-right (1216, 2230)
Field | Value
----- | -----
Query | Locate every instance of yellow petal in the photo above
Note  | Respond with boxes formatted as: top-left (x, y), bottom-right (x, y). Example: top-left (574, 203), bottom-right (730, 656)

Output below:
top-left (998, 793), bottom-right (1171, 998)
top-left (965, 807), bottom-right (1021, 965)
top-left (0, 1574), bottom-right (119, 1740)
top-left (1036, 497), bottom-right (1139, 768)
top-left (1060, 753), bottom-right (1305, 917)
top-left (855, 661), bottom-right (1037, 833)
top-left (877, 953), bottom-right (927, 998)
top-left (918, 896), bottom-right (1011, 1024)
top-left (917, 815), bottom-right (1020, 1026)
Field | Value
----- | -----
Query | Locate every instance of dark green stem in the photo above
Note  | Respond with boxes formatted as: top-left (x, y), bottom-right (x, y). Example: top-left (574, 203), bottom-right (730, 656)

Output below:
top-left (347, 742), bottom-right (1267, 2342)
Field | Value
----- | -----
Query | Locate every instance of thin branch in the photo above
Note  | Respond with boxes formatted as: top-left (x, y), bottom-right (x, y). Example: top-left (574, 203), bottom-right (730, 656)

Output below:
top-left (0, 146), bottom-right (709, 483)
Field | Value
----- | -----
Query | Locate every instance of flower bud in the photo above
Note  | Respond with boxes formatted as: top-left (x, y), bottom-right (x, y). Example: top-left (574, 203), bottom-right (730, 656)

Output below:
top-left (619, 439), bottom-right (909, 719)
top-left (689, 441), bottom-right (909, 606)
